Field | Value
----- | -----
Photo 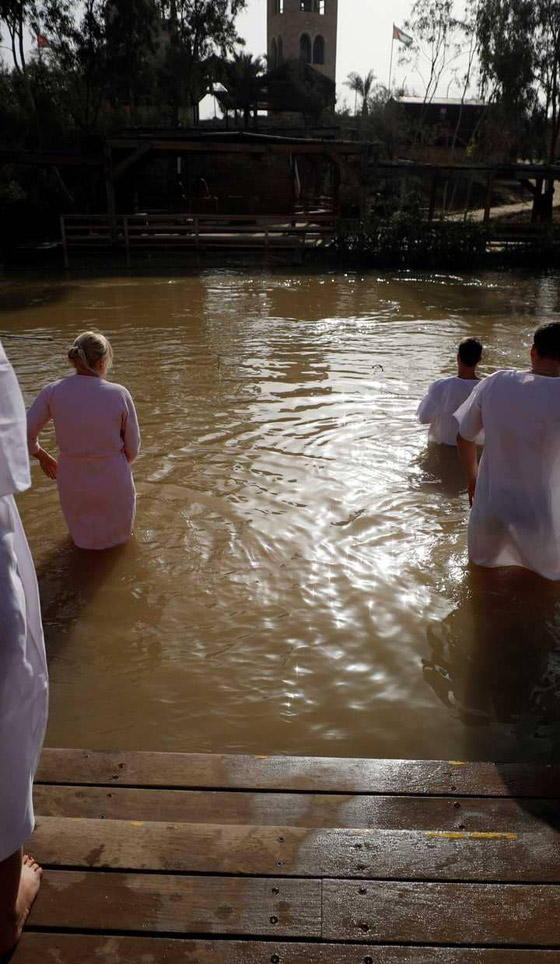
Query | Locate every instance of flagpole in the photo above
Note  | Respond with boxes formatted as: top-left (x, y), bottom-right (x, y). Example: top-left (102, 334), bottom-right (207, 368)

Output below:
top-left (388, 28), bottom-right (395, 94)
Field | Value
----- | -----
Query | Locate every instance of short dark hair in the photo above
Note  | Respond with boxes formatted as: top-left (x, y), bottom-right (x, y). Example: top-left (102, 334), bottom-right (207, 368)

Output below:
top-left (458, 337), bottom-right (483, 366)
top-left (533, 322), bottom-right (560, 361)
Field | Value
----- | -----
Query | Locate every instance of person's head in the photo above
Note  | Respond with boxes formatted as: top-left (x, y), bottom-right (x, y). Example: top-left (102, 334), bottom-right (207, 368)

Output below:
top-left (457, 337), bottom-right (483, 370)
top-left (68, 331), bottom-right (113, 377)
top-left (532, 322), bottom-right (560, 364)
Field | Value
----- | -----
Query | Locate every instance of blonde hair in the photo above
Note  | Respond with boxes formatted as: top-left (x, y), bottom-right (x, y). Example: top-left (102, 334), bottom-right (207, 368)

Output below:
top-left (68, 331), bottom-right (113, 376)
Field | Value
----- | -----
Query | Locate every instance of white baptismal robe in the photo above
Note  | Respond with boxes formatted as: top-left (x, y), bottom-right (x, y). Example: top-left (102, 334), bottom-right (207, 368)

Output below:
top-left (417, 375), bottom-right (483, 446)
top-left (0, 341), bottom-right (48, 862)
top-left (456, 369), bottom-right (560, 580)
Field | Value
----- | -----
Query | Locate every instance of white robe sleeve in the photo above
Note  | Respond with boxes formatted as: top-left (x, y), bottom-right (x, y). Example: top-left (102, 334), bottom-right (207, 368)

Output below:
top-left (0, 338), bottom-right (48, 862)
top-left (0, 342), bottom-right (31, 496)
top-left (417, 382), bottom-right (442, 424)
top-left (455, 380), bottom-right (485, 440)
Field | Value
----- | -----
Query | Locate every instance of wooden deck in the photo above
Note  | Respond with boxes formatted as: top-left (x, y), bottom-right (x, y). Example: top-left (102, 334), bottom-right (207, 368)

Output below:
top-left (12, 749), bottom-right (560, 962)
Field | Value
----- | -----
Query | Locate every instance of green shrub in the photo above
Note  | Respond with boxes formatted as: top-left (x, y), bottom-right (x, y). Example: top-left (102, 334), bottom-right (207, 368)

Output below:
top-left (329, 213), bottom-right (489, 268)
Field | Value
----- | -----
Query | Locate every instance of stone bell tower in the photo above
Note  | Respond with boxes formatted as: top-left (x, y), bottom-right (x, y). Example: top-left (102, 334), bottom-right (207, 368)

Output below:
top-left (267, 0), bottom-right (338, 85)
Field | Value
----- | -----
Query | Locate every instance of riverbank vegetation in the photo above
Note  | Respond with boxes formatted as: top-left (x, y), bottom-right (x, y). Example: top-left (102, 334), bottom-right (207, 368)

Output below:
top-left (329, 215), bottom-right (488, 269)
top-left (3, 0), bottom-right (560, 259)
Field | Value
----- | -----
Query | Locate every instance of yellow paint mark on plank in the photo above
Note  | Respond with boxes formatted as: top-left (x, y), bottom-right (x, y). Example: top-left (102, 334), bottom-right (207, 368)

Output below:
top-left (427, 832), bottom-right (466, 840)
top-left (130, 821), bottom-right (145, 827)
top-left (254, 755), bottom-right (269, 759)
top-left (426, 831), bottom-right (518, 841)
top-left (470, 832), bottom-right (518, 840)
top-left (448, 761), bottom-right (467, 766)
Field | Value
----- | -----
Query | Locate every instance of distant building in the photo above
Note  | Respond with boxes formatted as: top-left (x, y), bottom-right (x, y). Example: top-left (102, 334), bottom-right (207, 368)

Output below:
top-left (267, 0), bottom-right (338, 86)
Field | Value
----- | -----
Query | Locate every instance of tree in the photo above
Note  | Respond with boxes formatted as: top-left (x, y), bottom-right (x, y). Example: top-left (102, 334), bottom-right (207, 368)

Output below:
top-left (220, 52), bottom-right (264, 128)
top-left (156, 0), bottom-right (247, 123)
top-left (448, 0), bottom-right (479, 152)
top-left (0, 0), bottom-right (35, 75)
top-left (35, 0), bottom-right (108, 133)
top-left (344, 70), bottom-right (376, 116)
top-left (402, 0), bottom-right (463, 110)
top-left (477, 0), bottom-right (560, 164)
top-left (104, 0), bottom-right (158, 119)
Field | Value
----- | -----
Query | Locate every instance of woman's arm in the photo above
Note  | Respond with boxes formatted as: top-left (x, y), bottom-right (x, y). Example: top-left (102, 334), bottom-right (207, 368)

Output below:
top-left (122, 391), bottom-right (141, 464)
top-left (27, 387), bottom-right (57, 480)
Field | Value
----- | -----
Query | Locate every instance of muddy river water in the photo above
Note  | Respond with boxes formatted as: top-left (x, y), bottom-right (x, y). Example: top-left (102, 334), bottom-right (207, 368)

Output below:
top-left (2, 267), bottom-right (560, 761)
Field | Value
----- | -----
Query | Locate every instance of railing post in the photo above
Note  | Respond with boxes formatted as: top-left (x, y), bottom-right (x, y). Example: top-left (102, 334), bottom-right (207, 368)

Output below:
top-left (60, 215), bottom-right (69, 269)
top-left (484, 172), bottom-right (494, 224)
top-left (124, 216), bottom-right (131, 268)
top-left (428, 174), bottom-right (438, 221)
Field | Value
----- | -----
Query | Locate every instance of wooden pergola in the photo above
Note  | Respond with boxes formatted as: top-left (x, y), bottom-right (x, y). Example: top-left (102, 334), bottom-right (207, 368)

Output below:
top-left (102, 129), bottom-right (366, 218)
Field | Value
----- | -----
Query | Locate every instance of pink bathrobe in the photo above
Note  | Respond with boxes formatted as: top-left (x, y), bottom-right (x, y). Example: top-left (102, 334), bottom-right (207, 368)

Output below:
top-left (27, 374), bottom-right (140, 550)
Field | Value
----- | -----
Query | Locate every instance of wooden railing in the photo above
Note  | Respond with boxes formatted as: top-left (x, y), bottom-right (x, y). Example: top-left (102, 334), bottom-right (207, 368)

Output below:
top-left (61, 213), bottom-right (336, 266)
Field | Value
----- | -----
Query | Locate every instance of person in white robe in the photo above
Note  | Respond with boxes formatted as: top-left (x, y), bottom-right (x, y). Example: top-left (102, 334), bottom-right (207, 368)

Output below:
top-left (417, 337), bottom-right (484, 446)
top-left (456, 322), bottom-right (560, 581)
top-left (0, 340), bottom-right (48, 955)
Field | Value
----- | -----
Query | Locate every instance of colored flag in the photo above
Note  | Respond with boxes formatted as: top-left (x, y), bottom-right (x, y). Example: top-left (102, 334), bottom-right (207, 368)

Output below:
top-left (37, 34), bottom-right (49, 49)
top-left (393, 24), bottom-right (413, 47)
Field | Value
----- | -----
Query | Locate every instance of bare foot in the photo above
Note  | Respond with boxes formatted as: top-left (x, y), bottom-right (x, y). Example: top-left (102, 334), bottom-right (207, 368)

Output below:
top-left (13, 855), bottom-right (42, 942)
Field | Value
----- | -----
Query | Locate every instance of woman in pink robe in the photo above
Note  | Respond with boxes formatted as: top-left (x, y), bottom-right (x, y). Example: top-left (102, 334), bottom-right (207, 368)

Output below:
top-left (27, 331), bottom-right (140, 551)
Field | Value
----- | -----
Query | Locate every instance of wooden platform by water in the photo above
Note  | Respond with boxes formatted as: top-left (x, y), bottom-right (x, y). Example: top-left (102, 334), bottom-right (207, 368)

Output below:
top-left (12, 749), bottom-right (560, 962)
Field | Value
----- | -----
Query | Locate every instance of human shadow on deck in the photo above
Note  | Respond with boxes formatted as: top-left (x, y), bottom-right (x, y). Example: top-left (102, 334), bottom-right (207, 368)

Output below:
top-left (423, 566), bottom-right (560, 829)
top-left (36, 538), bottom-right (127, 655)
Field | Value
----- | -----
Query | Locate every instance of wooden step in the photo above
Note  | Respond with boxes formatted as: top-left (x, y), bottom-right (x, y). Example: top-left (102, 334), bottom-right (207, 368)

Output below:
top-left (16, 934), bottom-right (560, 964)
top-left (34, 783), bottom-right (560, 831)
top-left (29, 816), bottom-right (560, 882)
top-left (36, 749), bottom-right (560, 797)
top-left (15, 749), bottom-right (560, 961)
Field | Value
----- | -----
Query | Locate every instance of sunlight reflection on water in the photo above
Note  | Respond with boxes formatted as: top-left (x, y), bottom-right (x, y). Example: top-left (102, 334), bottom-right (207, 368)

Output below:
top-left (2, 266), bottom-right (560, 760)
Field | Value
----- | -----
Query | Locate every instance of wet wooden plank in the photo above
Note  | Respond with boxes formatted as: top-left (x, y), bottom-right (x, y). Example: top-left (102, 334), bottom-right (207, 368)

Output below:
top-left (323, 880), bottom-right (560, 946)
top-left (29, 816), bottom-right (560, 881)
top-left (14, 935), bottom-right (560, 964)
top-left (28, 871), bottom-right (321, 936)
top-left (33, 784), bottom-right (560, 832)
top-left (36, 749), bottom-right (560, 797)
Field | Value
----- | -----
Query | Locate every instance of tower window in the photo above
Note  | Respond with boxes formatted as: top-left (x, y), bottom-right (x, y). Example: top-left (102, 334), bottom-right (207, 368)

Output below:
top-left (299, 32), bottom-right (312, 63)
top-left (274, 0), bottom-right (284, 13)
top-left (300, 0), bottom-right (325, 10)
top-left (313, 34), bottom-right (325, 65)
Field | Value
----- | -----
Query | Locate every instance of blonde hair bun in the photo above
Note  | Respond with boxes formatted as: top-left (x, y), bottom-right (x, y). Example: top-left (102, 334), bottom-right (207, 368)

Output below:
top-left (68, 331), bottom-right (113, 376)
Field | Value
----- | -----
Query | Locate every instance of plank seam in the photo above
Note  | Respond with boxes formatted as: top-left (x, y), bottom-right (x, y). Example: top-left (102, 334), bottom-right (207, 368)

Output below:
top-left (34, 866), bottom-right (560, 884)
top-left (21, 927), bottom-right (560, 949)
top-left (33, 781), bottom-right (557, 799)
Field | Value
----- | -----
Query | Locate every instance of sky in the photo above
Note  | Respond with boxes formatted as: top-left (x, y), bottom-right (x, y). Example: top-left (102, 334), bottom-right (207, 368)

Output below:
top-left (235, 0), bottom-right (438, 110)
